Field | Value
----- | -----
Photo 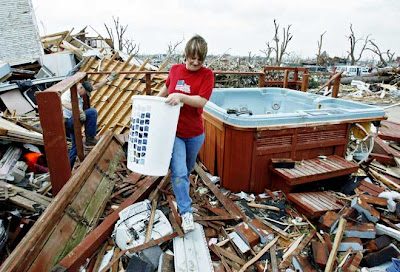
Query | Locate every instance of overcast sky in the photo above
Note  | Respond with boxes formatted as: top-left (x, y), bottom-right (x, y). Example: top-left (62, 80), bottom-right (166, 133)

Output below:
top-left (32, 0), bottom-right (399, 60)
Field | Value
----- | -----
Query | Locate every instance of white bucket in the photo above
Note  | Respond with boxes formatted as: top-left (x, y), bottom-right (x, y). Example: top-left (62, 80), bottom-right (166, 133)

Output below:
top-left (127, 96), bottom-right (180, 176)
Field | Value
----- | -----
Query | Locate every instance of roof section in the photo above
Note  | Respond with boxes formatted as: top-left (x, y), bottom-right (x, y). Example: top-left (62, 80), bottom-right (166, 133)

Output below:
top-left (0, 0), bottom-right (43, 65)
top-left (80, 54), bottom-right (168, 135)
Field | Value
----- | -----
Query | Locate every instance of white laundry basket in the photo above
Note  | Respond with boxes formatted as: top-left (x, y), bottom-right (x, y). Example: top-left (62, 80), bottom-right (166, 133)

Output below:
top-left (127, 96), bottom-right (181, 176)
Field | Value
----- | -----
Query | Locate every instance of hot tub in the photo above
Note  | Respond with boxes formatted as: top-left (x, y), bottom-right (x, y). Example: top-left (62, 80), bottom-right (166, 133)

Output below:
top-left (199, 88), bottom-right (386, 193)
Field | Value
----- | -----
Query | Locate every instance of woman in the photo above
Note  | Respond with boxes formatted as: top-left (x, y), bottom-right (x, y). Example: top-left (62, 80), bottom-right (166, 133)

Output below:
top-left (157, 35), bottom-right (214, 233)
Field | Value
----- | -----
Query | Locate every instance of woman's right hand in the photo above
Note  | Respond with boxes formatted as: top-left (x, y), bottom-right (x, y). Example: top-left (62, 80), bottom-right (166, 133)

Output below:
top-left (165, 93), bottom-right (182, 106)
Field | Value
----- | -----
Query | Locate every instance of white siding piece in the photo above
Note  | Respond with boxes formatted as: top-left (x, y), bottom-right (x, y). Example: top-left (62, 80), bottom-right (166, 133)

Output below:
top-left (376, 223), bottom-right (400, 241)
top-left (173, 223), bottom-right (214, 272)
top-left (0, 0), bottom-right (43, 65)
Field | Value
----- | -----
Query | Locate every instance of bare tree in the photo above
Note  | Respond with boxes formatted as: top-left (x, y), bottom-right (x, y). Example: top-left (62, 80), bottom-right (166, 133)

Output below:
top-left (260, 42), bottom-right (273, 65)
top-left (271, 19), bottom-right (293, 66)
top-left (247, 51), bottom-right (255, 64)
top-left (316, 31), bottom-right (327, 66)
top-left (387, 50), bottom-right (396, 63)
top-left (366, 40), bottom-right (395, 67)
top-left (346, 23), bottom-right (370, 65)
top-left (124, 38), bottom-right (140, 55)
top-left (286, 51), bottom-right (303, 64)
top-left (104, 16), bottom-right (140, 55)
top-left (165, 38), bottom-right (185, 63)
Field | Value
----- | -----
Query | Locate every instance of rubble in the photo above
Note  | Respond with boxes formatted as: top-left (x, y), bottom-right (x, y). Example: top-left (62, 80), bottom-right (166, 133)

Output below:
top-left (0, 107), bottom-right (399, 271)
top-left (0, 10), bottom-right (400, 271)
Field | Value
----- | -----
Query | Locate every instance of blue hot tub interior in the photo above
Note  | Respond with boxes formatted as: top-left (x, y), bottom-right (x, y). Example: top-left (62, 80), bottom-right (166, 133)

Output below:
top-left (204, 88), bottom-right (386, 127)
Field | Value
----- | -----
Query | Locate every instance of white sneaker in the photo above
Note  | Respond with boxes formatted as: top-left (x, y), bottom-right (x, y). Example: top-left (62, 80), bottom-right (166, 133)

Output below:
top-left (181, 212), bottom-right (195, 234)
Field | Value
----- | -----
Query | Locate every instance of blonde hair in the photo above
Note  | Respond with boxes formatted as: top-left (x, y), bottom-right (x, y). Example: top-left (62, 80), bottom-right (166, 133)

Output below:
top-left (185, 35), bottom-right (208, 61)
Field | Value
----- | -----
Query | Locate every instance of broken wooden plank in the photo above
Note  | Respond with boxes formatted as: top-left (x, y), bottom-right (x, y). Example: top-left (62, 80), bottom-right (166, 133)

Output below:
top-left (325, 217), bottom-right (347, 272)
top-left (209, 244), bottom-right (232, 272)
top-left (255, 216), bottom-right (290, 239)
top-left (373, 136), bottom-right (400, 158)
top-left (54, 175), bottom-right (158, 271)
top-left (239, 236), bottom-right (279, 272)
top-left (8, 195), bottom-right (39, 212)
top-left (378, 120), bottom-right (400, 142)
top-left (247, 202), bottom-right (280, 211)
top-left (0, 181), bottom-right (51, 207)
top-left (270, 244), bottom-right (279, 272)
top-left (214, 245), bottom-right (245, 266)
top-left (30, 139), bottom-right (125, 271)
top-left (369, 168), bottom-right (400, 191)
top-left (280, 229), bottom-right (316, 269)
top-left (360, 194), bottom-right (388, 207)
top-left (312, 241), bottom-right (329, 269)
top-left (194, 163), bottom-right (246, 221)
top-left (145, 198), bottom-right (158, 243)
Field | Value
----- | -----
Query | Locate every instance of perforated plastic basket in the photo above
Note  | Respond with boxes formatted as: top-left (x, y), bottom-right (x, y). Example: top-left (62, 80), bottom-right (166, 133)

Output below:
top-left (127, 96), bottom-right (180, 176)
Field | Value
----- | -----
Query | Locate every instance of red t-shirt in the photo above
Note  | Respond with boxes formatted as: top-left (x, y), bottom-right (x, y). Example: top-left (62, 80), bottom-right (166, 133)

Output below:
top-left (166, 64), bottom-right (214, 138)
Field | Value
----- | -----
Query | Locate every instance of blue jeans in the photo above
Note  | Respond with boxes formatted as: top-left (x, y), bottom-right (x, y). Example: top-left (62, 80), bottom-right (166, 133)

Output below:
top-left (170, 133), bottom-right (205, 215)
top-left (65, 108), bottom-right (97, 168)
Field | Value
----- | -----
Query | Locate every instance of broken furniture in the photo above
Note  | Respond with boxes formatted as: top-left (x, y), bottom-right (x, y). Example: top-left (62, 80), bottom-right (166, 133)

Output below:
top-left (271, 155), bottom-right (359, 193)
top-left (113, 200), bottom-right (173, 256)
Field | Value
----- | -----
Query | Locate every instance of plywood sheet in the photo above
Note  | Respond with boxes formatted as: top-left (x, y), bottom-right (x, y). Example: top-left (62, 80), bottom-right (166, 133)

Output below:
top-left (0, 89), bottom-right (34, 114)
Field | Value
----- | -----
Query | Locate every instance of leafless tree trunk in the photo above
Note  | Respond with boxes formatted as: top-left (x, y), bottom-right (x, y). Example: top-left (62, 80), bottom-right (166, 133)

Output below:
top-left (104, 16), bottom-right (139, 55)
top-left (387, 50), bottom-right (395, 63)
top-left (260, 42), bottom-right (273, 66)
top-left (247, 51), bottom-right (254, 64)
top-left (366, 40), bottom-right (395, 67)
top-left (165, 38), bottom-right (184, 63)
top-left (124, 38), bottom-right (140, 55)
top-left (346, 23), bottom-right (370, 65)
top-left (271, 19), bottom-right (293, 66)
top-left (104, 23), bottom-right (114, 49)
top-left (316, 31), bottom-right (326, 66)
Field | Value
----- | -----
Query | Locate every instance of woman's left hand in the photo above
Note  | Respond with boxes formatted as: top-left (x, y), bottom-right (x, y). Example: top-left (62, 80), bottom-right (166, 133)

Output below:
top-left (165, 93), bottom-right (182, 106)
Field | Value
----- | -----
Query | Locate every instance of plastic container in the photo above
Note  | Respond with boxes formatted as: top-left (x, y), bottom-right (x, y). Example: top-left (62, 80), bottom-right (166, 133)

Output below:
top-left (127, 96), bottom-right (181, 176)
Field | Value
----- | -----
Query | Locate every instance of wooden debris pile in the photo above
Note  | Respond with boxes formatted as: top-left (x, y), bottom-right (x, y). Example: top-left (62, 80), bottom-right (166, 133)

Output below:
top-left (58, 165), bottom-right (400, 271)
top-left (1, 122), bottom-right (400, 270)
top-left (308, 68), bottom-right (400, 106)
top-left (65, 122), bottom-right (400, 271)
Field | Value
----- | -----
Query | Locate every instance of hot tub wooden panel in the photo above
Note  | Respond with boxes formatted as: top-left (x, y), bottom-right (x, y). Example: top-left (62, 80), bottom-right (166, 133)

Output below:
top-left (201, 111), bottom-right (353, 193)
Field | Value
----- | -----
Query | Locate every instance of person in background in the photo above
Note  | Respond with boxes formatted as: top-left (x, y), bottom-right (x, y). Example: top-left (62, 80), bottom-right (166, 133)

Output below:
top-left (157, 35), bottom-right (214, 233)
top-left (61, 72), bottom-right (118, 169)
